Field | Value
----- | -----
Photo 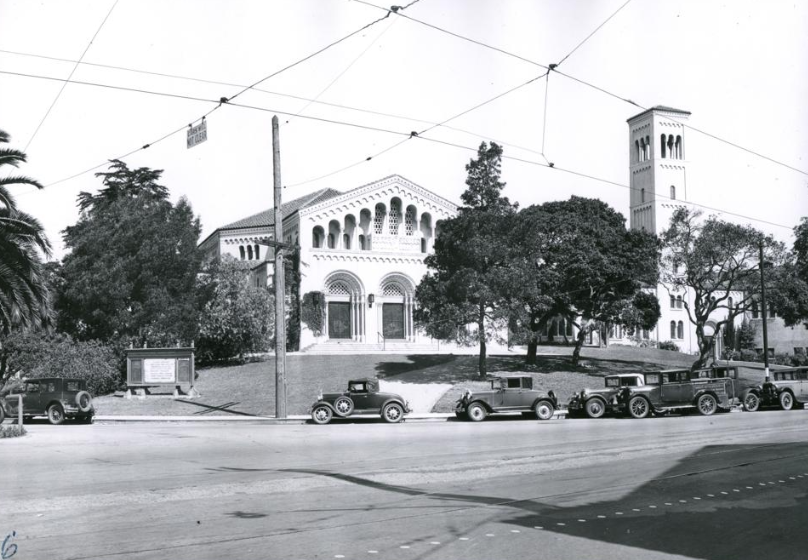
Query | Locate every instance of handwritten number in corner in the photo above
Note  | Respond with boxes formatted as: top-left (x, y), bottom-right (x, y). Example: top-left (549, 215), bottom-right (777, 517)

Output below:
top-left (2, 531), bottom-right (17, 559)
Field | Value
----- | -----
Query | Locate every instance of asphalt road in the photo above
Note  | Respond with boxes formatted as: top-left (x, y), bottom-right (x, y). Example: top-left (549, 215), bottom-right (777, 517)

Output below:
top-left (3, 410), bottom-right (808, 560)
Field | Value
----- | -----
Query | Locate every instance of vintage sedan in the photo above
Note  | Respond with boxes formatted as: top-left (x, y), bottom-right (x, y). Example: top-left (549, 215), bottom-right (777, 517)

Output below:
top-left (616, 366), bottom-right (740, 418)
top-left (310, 378), bottom-right (411, 425)
top-left (0, 377), bottom-right (95, 425)
top-left (568, 373), bottom-right (645, 418)
top-left (455, 375), bottom-right (559, 422)
top-left (741, 367), bottom-right (808, 411)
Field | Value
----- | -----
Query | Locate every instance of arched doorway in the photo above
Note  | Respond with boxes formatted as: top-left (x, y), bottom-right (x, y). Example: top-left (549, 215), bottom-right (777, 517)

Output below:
top-left (324, 272), bottom-right (365, 341)
top-left (378, 273), bottom-right (416, 341)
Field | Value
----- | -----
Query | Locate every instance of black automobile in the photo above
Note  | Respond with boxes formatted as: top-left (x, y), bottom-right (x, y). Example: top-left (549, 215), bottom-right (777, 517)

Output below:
top-left (0, 377), bottom-right (95, 425)
top-left (455, 375), bottom-right (559, 422)
top-left (567, 373), bottom-right (646, 418)
top-left (310, 378), bottom-right (411, 424)
top-left (740, 367), bottom-right (807, 411)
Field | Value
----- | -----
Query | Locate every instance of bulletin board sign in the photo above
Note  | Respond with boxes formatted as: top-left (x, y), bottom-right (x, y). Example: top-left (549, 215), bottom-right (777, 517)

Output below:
top-left (125, 347), bottom-right (196, 395)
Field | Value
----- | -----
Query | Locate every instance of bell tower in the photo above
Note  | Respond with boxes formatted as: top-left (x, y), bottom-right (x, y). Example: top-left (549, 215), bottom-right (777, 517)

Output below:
top-left (627, 106), bottom-right (690, 235)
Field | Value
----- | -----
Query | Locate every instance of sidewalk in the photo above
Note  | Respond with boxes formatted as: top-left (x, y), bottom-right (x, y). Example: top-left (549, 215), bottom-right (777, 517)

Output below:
top-left (95, 410), bottom-right (567, 424)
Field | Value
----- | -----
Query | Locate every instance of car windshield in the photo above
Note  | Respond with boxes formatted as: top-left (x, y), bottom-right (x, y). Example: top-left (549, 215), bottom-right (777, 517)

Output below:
top-left (66, 381), bottom-right (79, 392)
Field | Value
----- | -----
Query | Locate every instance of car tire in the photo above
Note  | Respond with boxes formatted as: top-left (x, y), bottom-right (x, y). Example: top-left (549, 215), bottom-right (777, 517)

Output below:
top-left (382, 403), bottom-right (404, 424)
top-left (75, 391), bottom-right (92, 413)
top-left (627, 396), bottom-right (650, 419)
top-left (585, 398), bottom-right (606, 419)
top-left (333, 396), bottom-right (354, 417)
top-left (47, 404), bottom-right (65, 425)
top-left (0, 405), bottom-right (5, 424)
top-left (311, 405), bottom-right (333, 425)
top-left (467, 403), bottom-right (487, 422)
top-left (534, 400), bottom-right (554, 421)
top-left (696, 393), bottom-right (718, 416)
top-left (742, 391), bottom-right (760, 412)
top-left (779, 391), bottom-right (794, 411)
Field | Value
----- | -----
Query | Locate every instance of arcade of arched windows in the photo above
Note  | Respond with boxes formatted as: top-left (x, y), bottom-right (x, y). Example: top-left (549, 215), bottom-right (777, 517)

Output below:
top-left (237, 243), bottom-right (261, 261)
top-left (310, 197), bottom-right (442, 254)
top-left (632, 205), bottom-right (653, 231)
top-left (659, 133), bottom-right (683, 160)
top-left (635, 135), bottom-right (651, 162)
top-left (669, 320), bottom-right (685, 339)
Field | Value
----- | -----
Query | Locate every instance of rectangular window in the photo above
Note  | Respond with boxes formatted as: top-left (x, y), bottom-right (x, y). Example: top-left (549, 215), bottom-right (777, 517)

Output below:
top-left (507, 378), bottom-right (521, 389)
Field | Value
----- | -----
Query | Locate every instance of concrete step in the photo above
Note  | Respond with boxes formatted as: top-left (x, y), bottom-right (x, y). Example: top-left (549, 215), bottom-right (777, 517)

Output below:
top-left (304, 341), bottom-right (440, 354)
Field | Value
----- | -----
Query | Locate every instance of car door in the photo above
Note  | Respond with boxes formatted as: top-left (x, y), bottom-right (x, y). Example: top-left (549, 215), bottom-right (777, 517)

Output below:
top-left (660, 372), bottom-right (691, 405)
top-left (21, 381), bottom-right (42, 415)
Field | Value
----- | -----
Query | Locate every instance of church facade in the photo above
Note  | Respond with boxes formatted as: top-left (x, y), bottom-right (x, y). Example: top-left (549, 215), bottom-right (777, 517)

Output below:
top-left (199, 175), bottom-right (458, 350)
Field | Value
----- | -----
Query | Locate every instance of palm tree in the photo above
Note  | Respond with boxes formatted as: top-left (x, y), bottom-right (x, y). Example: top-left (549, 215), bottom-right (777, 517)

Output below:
top-left (0, 129), bottom-right (52, 334)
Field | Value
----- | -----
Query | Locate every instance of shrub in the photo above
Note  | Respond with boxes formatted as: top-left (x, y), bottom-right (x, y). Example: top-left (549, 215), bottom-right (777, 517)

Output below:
top-left (0, 331), bottom-right (122, 396)
top-left (739, 349), bottom-right (759, 362)
top-left (0, 425), bottom-right (27, 438)
top-left (659, 340), bottom-right (680, 351)
top-left (721, 349), bottom-right (741, 361)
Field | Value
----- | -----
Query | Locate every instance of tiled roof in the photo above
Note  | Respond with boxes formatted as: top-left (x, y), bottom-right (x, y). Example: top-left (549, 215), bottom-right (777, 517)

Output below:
top-left (218, 188), bottom-right (342, 230)
top-left (627, 105), bottom-right (691, 122)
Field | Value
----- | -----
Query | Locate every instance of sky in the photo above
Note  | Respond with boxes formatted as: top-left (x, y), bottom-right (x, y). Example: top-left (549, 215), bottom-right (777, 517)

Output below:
top-left (1, 0), bottom-right (806, 260)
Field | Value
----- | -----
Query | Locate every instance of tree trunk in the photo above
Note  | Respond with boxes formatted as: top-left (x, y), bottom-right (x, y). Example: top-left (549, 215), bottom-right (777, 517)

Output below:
top-left (478, 301), bottom-right (487, 378)
top-left (526, 334), bottom-right (538, 365)
top-left (571, 326), bottom-right (588, 365)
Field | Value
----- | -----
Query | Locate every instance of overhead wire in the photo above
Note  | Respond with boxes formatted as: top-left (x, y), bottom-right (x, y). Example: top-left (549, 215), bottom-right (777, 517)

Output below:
top-left (23, 0), bottom-right (119, 152)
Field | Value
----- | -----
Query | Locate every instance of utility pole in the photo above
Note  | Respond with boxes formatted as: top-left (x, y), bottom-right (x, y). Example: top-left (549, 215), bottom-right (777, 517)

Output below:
top-left (759, 242), bottom-right (770, 382)
top-left (273, 115), bottom-right (287, 418)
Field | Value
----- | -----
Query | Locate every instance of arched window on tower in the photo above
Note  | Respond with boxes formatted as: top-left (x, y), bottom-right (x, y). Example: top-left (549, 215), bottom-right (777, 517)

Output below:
top-left (660, 134), bottom-right (667, 158)
top-left (670, 295), bottom-right (676, 308)
top-left (635, 140), bottom-right (640, 162)
top-left (641, 188), bottom-right (645, 203)
top-left (667, 135), bottom-right (674, 160)
top-left (675, 135), bottom-right (682, 159)
top-left (677, 321), bottom-right (684, 339)
top-left (670, 321), bottom-right (676, 339)
top-left (239, 245), bottom-right (245, 260)
top-left (639, 138), bottom-right (646, 162)
top-left (255, 245), bottom-right (260, 260)
top-left (247, 245), bottom-right (253, 260)
top-left (676, 295), bottom-right (683, 309)
top-left (343, 233), bottom-right (351, 250)
top-left (327, 234), bottom-right (336, 249)
top-left (670, 185), bottom-right (676, 200)
top-left (358, 234), bottom-right (366, 250)
top-left (312, 226), bottom-right (324, 248)
top-left (645, 135), bottom-right (650, 160)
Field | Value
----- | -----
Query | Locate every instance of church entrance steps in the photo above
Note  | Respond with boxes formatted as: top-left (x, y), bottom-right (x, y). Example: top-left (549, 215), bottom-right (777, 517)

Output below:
top-left (303, 340), bottom-right (440, 354)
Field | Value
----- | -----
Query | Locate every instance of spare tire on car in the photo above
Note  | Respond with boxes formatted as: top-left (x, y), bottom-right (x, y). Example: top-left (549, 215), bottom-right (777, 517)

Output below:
top-left (75, 391), bottom-right (93, 413)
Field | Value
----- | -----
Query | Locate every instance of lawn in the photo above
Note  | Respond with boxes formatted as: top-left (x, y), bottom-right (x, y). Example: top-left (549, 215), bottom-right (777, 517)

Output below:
top-left (94, 345), bottom-right (714, 417)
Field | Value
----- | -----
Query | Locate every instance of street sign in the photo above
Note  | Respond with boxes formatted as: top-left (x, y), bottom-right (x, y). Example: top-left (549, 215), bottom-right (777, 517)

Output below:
top-left (187, 119), bottom-right (207, 148)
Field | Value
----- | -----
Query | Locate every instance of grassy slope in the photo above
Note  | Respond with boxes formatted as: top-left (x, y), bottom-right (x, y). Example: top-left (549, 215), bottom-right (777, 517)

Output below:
top-left (94, 346), bottom-right (708, 417)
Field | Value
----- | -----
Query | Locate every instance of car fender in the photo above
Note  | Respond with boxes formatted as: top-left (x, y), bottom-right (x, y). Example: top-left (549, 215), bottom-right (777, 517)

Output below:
top-left (467, 399), bottom-right (493, 413)
top-left (381, 397), bottom-right (408, 411)
top-left (530, 396), bottom-right (556, 410)
top-left (310, 401), bottom-right (337, 414)
top-left (693, 390), bottom-right (722, 406)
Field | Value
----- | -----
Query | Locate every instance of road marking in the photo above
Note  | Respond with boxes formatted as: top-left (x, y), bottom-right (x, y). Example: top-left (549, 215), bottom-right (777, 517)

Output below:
top-left (578, 519), bottom-right (586, 523)
top-left (693, 497), bottom-right (701, 500)
top-left (534, 526), bottom-right (543, 530)
top-left (778, 480), bottom-right (785, 483)
top-left (511, 530), bottom-right (521, 533)
top-left (615, 512), bottom-right (624, 515)
top-left (768, 482), bottom-right (776, 485)
top-left (557, 523), bottom-right (566, 526)
top-left (789, 477), bottom-right (796, 480)
top-left (720, 492), bottom-right (728, 495)
top-left (335, 556), bottom-right (345, 559)
top-left (486, 534), bottom-right (495, 537)
top-left (368, 551), bottom-right (378, 554)
top-left (648, 505), bottom-right (657, 509)
top-left (400, 545), bottom-right (410, 549)
top-left (679, 500), bottom-right (688, 503)
top-left (459, 537), bottom-right (470, 541)
top-left (746, 486), bottom-right (754, 489)
top-left (632, 509), bottom-right (641, 512)
top-left (664, 503), bottom-right (673, 506)
top-left (733, 489), bottom-right (741, 492)
top-left (759, 483), bottom-right (767, 486)
top-left (430, 541), bottom-right (441, 545)
top-left (707, 494), bottom-right (715, 497)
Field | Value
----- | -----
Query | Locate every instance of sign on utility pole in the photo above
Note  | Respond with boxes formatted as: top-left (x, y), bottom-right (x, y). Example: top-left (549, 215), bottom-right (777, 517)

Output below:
top-left (187, 118), bottom-right (208, 149)
top-left (273, 115), bottom-right (287, 419)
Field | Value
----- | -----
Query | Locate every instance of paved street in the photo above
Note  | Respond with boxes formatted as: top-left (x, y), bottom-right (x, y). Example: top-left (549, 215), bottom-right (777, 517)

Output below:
top-left (3, 411), bottom-right (808, 560)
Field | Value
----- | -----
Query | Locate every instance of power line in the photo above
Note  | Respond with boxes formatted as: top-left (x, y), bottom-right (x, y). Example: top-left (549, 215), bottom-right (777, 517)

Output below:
top-left (556, 0), bottom-right (633, 67)
top-left (356, 2), bottom-right (807, 178)
top-left (23, 0), bottom-right (119, 152)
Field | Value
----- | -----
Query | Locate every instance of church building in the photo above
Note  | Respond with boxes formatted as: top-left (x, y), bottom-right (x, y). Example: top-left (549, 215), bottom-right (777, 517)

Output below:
top-left (199, 175), bottom-right (458, 351)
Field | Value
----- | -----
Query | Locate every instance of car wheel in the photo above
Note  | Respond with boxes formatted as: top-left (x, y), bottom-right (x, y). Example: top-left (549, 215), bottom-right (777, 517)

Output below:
top-left (333, 396), bottom-right (354, 417)
top-left (382, 403), bottom-right (404, 423)
top-left (627, 396), bottom-right (650, 419)
top-left (311, 405), bottom-right (333, 425)
top-left (467, 403), bottom-right (487, 422)
top-left (75, 391), bottom-right (93, 413)
top-left (47, 404), bottom-right (65, 425)
top-left (697, 394), bottom-right (717, 416)
top-left (742, 391), bottom-right (760, 412)
top-left (779, 391), bottom-right (794, 411)
top-left (534, 400), bottom-right (554, 421)
top-left (0, 405), bottom-right (5, 424)
top-left (585, 398), bottom-right (606, 419)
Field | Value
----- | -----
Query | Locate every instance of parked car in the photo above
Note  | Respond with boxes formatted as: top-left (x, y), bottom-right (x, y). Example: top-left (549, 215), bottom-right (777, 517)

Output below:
top-left (567, 373), bottom-right (645, 418)
top-left (0, 377), bottom-right (95, 425)
top-left (310, 378), bottom-right (411, 425)
top-left (455, 375), bottom-right (559, 422)
top-left (740, 367), bottom-right (808, 411)
top-left (616, 366), bottom-right (740, 418)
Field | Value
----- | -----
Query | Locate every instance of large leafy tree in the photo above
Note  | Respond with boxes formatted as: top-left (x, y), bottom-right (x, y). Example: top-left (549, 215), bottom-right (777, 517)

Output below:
top-left (511, 197), bottom-right (660, 365)
top-left (660, 208), bottom-right (785, 369)
top-left (766, 217), bottom-right (808, 327)
top-left (0, 129), bottom-right (52, 335)
top-left (415, 142), bottom-right (517, 377)
top-left (196, 256), bottom-right (274, 362)
top-left (58, 160), bottom-right (201, 347)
